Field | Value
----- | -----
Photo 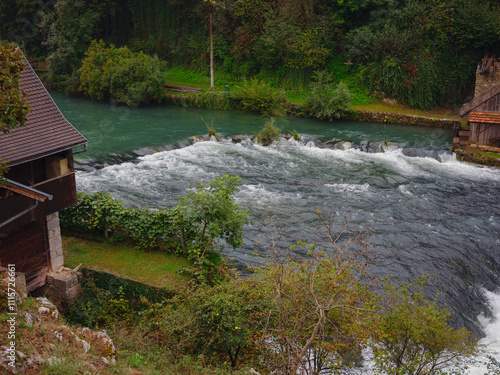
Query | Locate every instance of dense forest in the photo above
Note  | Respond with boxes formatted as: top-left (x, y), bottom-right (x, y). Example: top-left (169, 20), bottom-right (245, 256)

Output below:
top-left (2, 0), bottom-right (500, 108)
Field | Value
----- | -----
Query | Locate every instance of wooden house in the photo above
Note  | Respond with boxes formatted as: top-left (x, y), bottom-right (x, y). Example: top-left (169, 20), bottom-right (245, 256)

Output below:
top-left (458, 55), bottom-right (500, 151)
top-left (0, 57), bottom-right (87, 292)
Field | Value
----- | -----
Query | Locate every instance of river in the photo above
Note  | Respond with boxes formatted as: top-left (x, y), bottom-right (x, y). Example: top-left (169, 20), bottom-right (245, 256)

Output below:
top-left (52, 93), bottom-right (500, 361)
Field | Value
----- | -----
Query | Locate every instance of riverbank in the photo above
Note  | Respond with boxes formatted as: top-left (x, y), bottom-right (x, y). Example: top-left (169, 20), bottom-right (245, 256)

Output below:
top-left (454, 146), bottom-right (500, 168)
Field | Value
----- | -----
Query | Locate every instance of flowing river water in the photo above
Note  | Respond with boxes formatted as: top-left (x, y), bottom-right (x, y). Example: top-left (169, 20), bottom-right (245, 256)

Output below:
top-left (51, 93), bottom-right (500, 369)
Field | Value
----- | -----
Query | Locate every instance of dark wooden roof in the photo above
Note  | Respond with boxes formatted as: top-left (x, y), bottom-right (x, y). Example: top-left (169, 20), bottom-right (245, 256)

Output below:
top-left (469, 111), bottom-right (500, 124)
top-left (0, 57), bottom-right (87, 166)
top-left (459, 85), bottom-right (500, 117)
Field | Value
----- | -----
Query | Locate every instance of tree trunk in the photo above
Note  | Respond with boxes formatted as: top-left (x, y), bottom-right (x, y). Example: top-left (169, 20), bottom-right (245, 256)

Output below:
top-left (289, 310), bottom-right (325, 375)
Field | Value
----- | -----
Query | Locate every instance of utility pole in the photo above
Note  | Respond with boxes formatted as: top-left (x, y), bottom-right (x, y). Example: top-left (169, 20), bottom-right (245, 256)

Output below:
top-left (210, 14), bottom-right (214, 88)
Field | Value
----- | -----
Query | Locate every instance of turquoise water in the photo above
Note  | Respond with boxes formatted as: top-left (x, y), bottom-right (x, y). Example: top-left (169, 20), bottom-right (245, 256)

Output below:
top-left (51, 92), bottom-right (452, 165)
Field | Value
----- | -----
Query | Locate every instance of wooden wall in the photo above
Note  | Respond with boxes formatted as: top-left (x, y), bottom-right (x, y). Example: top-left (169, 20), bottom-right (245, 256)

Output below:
top-left (469, 123), bottom-right (500, 146)
top-left (0, 219), bottom-right (49, 292)
top-left (0, 172), bottom-right (77, 234)
top-left (477, 93), bottom-right (500, 112)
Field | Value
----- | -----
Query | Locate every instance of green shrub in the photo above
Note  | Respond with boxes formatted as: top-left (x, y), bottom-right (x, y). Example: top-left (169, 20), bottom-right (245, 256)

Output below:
top-left (236, 78), bottom-right (285, 113)
top-left (255, 118), bottom-right (280, 146)
top-left (195, 90), bottom-right (233, 110)
top-left (372, 276), bottom-right (478, 375)
top-left (79, 40), bottom-right (166, 106)
top-left (155, 280), bottom-right (269, 368)
top-left (202, 118), bottom-right (219, 140)
top-left (306, 71), bottom-right (353, 120)
top-left (176, 175), bottom-right (248, 285)
top-left (291, 129), bottom-right (301, 141)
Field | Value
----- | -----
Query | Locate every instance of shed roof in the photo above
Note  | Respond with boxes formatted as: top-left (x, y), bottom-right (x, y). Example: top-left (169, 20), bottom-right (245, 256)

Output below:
top-left (469, 111), bottom-right (500, 124)
top-left (459, 85), bottom-right (500, 117)
top-left (0, 57), bottom-right (87, 167)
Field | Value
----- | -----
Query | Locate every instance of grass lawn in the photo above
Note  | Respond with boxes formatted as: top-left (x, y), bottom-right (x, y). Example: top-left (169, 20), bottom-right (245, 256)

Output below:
top-left (62, 236), bottom-right (191, 290)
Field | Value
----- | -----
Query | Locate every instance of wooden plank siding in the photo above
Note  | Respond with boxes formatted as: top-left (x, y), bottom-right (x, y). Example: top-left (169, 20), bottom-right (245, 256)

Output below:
top-left (476, 92), bottom-right (500, 113)
top-left (469, 123), bottom-right (500, 146)
top-left (0, 219), bottom-right (49, 291)
top-left (0, 172), bottom-right (77, 234)
top-left (459, 85), bottom-right (500, 116)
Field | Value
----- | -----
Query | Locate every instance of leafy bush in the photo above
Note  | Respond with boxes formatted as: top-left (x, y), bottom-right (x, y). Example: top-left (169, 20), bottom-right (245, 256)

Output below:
top-left (195, 90), bottom-right (233, 110)
top-left (176, 175), bottom-right (248, 284)
top-left (79, 40), bottom-right (166, 106)
top-left (306, 71), bottom-right (353, 120)
top-left (236, 78), bottom-right (285, 113)
top-left (0, 43), bottom-right (30, 134)
top-left (155, 280), bottom-right (268, 368)
top-left (255, 118), bottom-right (280, 146)
top-left (372, 276), bottom-right (478, 375)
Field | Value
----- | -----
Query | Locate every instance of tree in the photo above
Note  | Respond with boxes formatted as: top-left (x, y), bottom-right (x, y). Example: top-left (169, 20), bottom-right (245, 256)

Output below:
top-left (176, 174), bottom-right (248, 284)
top-left (250, 211), bottom-right (478, 375)
top-left (0, 43), bottom-right (30, 133)
top-left (203, 0), bottom-right (231, 87)
top-left (372, 276), bottom-right (478, 375)
top-left (79, 40), bottom-right (166, 106)
top-left (0, 42), bottom-right (30, 184)
top-left (156, 280), bottom-right (268, 369)
top-left (46, 0), bottom-right (100, 93)
top-left (252, 212), bottom-right (378, 374)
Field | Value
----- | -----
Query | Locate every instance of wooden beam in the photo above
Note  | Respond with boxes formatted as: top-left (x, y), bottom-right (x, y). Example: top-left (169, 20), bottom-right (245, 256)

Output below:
top-left (2, 179), bottom-right (53, 202)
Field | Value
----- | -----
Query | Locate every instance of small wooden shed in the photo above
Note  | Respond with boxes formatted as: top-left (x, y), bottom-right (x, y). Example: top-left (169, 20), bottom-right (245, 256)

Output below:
top-left (458, 55), bottom-right (500, 150)
top-left (0, 57), bottom-right (87, 292)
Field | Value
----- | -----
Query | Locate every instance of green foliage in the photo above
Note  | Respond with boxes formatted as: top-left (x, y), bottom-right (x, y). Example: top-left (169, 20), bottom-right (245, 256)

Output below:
top-left (202, 117), bottom-right (219, 140)
top-left (128, 353), bottom-right (149, 369)
top-left (176, 175), bottom-right (248, 285)
top-left (155, 280), bottom-right (267, 368)
top-left (0, 43), bottom-right (30, 134)
top-left (236, 78), bottom-right (285, 113)
top-left (66, 268), bottom-right (172, 328)
top-left (60, 176), bottom-right (247, 284)
top-left (60, 191), bottom-right (180, 251)
top-left (255, 117), bottom-right (280, 146)
top-left (3, 0), bottom-right (500, 108)
top-left (194, 90), bottom-right (233, 110)
top-left (284, 28), bottom-right (330, 70)
top-left (46, 0), bottom-right (100, 94)
top-left (79, 40), bottom-right (166, 106)
top-left (346, 0), bottom-right (500, 109)
top-left (306, 71), bottom-right (353, 120)
top-left (0, 42), bottom-right (30, 184)
top-left (372, 276), bottom-right (478, 375)
top-left (254, 243), bottom-right (378, 374)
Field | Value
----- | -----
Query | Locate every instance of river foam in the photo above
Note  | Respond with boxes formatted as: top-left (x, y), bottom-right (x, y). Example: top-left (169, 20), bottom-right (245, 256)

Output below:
top-left (469, 290), bottom-right (500, 374)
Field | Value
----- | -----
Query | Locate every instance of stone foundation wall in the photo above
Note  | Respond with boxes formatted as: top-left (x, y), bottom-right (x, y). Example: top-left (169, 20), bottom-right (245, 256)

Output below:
top-left (46, 212), bottom-right (64, 271)
top-left (34, 267), bottom-right (83, 311)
